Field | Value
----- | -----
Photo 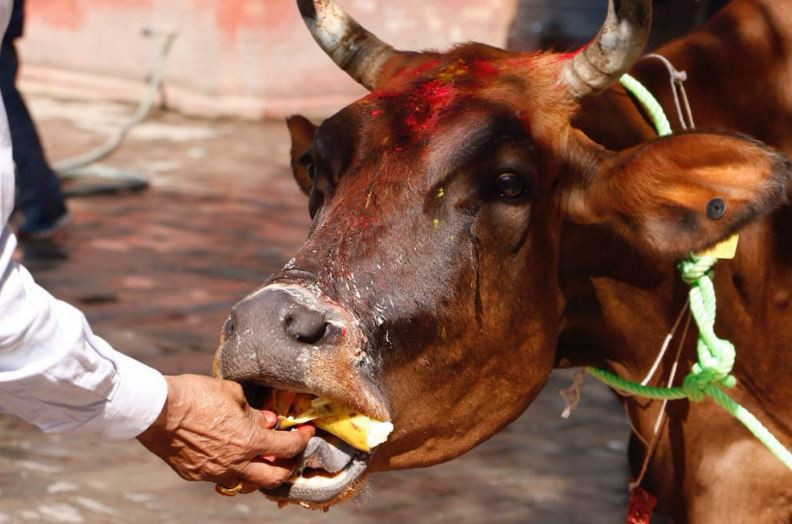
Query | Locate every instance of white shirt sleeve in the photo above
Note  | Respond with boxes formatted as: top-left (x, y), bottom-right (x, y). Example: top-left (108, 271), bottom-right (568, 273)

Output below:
top-left (0, 0), bottom-right (167, 439)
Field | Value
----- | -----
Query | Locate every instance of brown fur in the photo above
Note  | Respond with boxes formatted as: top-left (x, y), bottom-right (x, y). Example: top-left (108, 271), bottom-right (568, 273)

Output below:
top-left (221, 1), bottom-right (792, 520)
top-left (561, 2), bottom-right (792, 520)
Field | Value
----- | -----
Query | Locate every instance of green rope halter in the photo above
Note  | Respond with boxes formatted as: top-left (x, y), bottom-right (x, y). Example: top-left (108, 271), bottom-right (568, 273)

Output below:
top-left (585, 74), bottom-right (792, 471)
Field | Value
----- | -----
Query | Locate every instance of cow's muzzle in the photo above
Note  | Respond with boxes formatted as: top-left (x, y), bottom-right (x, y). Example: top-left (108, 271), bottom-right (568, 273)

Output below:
top-left (217, 283), bottom-right (342, 385)
top-left (214, 282), bottom-right (389, 507)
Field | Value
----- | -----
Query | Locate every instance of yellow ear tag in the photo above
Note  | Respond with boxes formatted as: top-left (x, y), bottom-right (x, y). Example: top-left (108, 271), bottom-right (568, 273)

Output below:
top-left (697, 233), bottom-right (739, 259)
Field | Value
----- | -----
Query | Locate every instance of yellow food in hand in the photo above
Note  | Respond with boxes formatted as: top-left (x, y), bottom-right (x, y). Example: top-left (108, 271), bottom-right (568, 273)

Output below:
top-left (278, 396), bottom-right (393, 453)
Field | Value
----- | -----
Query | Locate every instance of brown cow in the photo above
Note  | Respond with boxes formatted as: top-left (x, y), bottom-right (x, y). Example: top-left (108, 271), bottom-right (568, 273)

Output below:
top-left (214, 0), bottom-right (792, 520)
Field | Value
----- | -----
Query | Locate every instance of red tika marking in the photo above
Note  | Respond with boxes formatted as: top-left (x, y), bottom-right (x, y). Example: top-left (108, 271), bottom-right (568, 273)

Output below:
top-left (404, 80), bottom-right (457, 134)
top-left (398, 58), bottom-right (444, 81)
top-left (626, 486), bottom-right (657, 524)
top-left (367, 59), bottom-right (445, 102)
top-left (470, 58), bottom-right (499, 78)
top-left (366, 57), bottom-right (502, 138)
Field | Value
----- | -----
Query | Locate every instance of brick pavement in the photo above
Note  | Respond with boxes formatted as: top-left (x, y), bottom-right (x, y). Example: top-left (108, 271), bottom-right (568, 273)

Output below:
top-left (0, 96), bottom-right (632, 523)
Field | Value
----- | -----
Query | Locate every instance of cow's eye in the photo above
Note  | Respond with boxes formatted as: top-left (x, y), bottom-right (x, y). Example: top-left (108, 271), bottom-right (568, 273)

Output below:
top-left (495, 172), bottom-right (530, 200)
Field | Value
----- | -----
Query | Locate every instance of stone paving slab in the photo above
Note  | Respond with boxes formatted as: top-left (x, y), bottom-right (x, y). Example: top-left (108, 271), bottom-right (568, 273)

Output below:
top-left (0, 96), bottom-right (632, 523)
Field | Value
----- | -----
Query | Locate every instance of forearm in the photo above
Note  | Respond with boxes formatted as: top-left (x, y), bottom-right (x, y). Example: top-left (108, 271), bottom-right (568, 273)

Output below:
top-left (0, 241), bottom-right (168, 439)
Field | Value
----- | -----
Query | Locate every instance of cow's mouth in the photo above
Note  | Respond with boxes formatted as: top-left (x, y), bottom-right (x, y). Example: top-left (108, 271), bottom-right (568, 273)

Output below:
top-left (260, 447), bottom-right (369, 507)
top-left (242, 383), bottom-right (387, 507)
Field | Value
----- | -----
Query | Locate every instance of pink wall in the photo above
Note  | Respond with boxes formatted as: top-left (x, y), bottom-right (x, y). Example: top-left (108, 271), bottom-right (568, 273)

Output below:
top-left (18, 0), bottom-right (516, 118)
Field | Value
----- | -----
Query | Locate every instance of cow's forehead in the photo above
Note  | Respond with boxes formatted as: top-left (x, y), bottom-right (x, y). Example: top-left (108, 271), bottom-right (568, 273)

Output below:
top-left (360, 53), bottom-right (514, 136)
top-left (355, 49), bottom-right (571, 135)
top-left (312, 47), bottom-right (576, 182)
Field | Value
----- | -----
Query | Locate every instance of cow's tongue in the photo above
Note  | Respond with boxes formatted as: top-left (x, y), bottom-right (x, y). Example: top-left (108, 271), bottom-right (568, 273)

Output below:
top-left (301, 434), bottom-right (356, 474)
top-left (263, 432), bottom-right (366, 504)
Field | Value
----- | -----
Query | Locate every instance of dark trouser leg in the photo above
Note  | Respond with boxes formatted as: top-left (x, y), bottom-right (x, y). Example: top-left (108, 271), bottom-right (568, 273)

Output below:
top-left (0, 39), bottom-right (67, 231)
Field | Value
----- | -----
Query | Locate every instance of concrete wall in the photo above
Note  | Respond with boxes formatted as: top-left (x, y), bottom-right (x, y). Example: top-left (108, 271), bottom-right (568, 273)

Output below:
top-left (18, 0), bottom-right (517, 119)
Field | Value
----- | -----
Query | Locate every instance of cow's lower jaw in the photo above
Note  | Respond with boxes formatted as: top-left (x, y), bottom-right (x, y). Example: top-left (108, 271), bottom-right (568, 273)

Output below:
top-left (261, 455), bottom-right (370, 508)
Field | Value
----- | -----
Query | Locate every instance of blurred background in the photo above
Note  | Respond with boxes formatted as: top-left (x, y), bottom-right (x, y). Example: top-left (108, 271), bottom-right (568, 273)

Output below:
top-left (18, 0), bottom-right (512, 118)
top-left (17, 0), bottom-right (728, 119)
top-left (2, 1), bottom-right (727, 522)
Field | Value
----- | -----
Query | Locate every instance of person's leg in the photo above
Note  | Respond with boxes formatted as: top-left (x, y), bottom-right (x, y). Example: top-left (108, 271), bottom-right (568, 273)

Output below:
top-left (0, 38), bottom-right (68, 235)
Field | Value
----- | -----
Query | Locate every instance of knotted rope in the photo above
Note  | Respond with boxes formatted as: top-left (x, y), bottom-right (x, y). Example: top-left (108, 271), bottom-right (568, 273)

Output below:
top-left (586, 256), bottom-right (735, 402)
top-left (584, 74), bottom-right (792, 472)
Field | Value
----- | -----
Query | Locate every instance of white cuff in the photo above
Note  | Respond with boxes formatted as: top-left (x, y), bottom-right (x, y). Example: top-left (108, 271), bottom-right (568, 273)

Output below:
top-left (76, 348), bottom-right (168, 440)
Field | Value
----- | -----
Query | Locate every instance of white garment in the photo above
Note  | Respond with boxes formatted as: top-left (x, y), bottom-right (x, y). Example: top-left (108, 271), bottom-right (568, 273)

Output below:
top-left (0, 0), bottom-right (167, 439)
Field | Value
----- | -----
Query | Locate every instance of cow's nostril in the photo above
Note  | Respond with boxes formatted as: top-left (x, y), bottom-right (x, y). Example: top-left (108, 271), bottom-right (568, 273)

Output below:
top-left (285, 308), bottom-right (329, 345)
top-left (223, 315), bottom-right (235, 338)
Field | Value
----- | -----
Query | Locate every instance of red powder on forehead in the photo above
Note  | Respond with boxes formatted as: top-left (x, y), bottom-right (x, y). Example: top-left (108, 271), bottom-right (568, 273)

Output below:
top-left (414, 81), bottom-right (455, 109)
top-left (364, 56), bottom-right (503, 136)
top-left (404, 80), bottom-right (457, 134)
top-left (398, 58), bottom-right (444, 81)
top-left (470, 58), bottom-right (498, 78)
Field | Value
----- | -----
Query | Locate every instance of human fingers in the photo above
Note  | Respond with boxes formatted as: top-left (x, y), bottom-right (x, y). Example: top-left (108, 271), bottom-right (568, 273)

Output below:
top-left (250, 422), bottom-right (314, 458)
top-left (237, 459), bottom-right (295, 491)
top-left (256, 409), bottom-right (279, 430)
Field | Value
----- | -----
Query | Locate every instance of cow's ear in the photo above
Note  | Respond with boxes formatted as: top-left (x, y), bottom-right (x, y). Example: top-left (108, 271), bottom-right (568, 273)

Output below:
top-left (564, 132), bottom-right (792, 258)
top-left (286, 115), bottom-right (317, 196)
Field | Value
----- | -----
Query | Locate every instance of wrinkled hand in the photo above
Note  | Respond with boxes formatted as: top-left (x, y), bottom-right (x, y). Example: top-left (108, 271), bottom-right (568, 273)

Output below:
top-left (137, 375), bottom-right (313, 494)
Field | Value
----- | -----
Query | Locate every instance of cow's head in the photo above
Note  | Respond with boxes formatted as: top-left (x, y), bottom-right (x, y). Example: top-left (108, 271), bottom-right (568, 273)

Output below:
top-left (214, 0), bottom-right (792, 508)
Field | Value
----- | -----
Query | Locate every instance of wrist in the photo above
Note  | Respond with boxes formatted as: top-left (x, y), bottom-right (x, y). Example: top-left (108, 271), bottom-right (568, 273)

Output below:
top-left (73, 345), bottom-right (168, 440)
top-left (137, 375), bottom-right (178, 443)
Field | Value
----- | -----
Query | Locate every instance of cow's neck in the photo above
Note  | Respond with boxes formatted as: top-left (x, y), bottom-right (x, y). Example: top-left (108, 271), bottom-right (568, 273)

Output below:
top-left (559, 0), bottom-right (792, 517)
top-left (557, 211), bottom-right (792, 518)
top-left (557, 210), bottom-right (792, 519)
top-left (557, 212), bottom-right (792, 407)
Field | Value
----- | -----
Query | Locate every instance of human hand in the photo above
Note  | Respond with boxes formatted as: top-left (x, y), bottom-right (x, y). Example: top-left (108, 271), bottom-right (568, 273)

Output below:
top-left (137, 374), bottom-right (314, 494)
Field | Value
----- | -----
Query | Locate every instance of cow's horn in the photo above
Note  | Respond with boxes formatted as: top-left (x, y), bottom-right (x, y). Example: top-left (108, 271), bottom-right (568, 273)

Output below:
top-left (561, 0), bottom-right (652, 97)
top-left (297, 0), bottom-right (398, 91)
